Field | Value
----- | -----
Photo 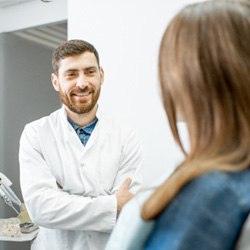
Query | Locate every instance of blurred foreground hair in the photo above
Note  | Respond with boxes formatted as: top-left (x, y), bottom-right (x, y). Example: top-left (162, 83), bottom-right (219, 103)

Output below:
top-left (142, 0), bottom-right (250, 220)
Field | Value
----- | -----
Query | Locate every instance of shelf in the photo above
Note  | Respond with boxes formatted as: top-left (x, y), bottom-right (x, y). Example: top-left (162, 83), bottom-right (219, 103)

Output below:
top-left (0, 229), bottom-right (38, 242)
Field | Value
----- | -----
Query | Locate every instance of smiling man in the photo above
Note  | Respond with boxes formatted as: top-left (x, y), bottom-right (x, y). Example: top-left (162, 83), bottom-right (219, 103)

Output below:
top-left (19, 40), bottom-right (143, 250)
top-left (52, 50), bottom-right (103, 122)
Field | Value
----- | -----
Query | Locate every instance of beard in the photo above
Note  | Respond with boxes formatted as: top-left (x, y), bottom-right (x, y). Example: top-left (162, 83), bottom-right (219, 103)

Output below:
top-left (59, 85), bottom-right (101, 114)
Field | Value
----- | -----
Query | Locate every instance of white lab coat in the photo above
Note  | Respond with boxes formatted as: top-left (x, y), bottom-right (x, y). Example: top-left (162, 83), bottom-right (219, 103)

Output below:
top-left (19, 106), bottom-right (143, 250)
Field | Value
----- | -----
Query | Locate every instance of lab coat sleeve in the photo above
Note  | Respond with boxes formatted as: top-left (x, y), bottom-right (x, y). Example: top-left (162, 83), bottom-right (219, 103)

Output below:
top-left (112, 128), bottom-right (143, 194)
top-left (19, 125), bottom-right (117, 232)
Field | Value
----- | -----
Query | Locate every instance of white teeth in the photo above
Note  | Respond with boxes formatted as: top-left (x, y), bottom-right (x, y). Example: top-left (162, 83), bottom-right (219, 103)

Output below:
top-left (77, 93), bottom-right (89, 96)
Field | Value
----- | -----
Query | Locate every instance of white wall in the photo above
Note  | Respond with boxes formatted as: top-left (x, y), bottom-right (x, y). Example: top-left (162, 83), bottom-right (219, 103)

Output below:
top-left (68, 0), bottom-right (196, 185)
top-left (0, 0), bottom-right (67, 33)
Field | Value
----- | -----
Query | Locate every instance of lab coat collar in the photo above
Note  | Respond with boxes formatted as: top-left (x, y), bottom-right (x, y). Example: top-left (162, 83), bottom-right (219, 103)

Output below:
top-left (59, 104), bottom-right (103, 145)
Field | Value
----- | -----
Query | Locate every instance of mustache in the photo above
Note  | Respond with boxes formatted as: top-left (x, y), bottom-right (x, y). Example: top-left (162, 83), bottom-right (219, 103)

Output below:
top-left (70, 87), bottom-right (93, 95)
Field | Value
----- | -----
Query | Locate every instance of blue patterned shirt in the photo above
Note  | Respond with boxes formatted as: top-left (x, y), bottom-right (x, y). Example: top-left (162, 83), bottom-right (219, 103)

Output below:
top-left (67, 117), bottom-right (98, 146)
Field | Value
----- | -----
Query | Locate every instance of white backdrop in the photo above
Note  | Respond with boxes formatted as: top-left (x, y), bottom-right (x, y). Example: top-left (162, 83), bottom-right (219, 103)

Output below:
top-left (68, 0), bottom-right (196, 185)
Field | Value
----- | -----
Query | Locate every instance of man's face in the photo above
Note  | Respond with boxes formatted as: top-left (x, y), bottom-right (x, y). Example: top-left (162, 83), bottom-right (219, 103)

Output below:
top-left (51, 51), bottom-right (104, 114)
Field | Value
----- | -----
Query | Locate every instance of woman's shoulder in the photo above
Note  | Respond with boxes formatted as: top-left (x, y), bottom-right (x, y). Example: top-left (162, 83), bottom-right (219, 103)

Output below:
top-left (157, 168), bottom-right (250, 223)
top-left (189, 169), bottom-right (250, 204)
top-left (144, 169), bottom-right (250, 250)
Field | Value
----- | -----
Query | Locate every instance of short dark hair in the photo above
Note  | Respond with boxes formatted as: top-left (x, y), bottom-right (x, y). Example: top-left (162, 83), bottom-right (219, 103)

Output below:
top-left (52, 39), bottom-right (100, 74)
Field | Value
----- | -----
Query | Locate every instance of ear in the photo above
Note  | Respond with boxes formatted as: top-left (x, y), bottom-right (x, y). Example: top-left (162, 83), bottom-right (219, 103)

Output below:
top-left (100, 67), bottom-right (104, 85)
top-left (51, 73), bottom-right (60, 92)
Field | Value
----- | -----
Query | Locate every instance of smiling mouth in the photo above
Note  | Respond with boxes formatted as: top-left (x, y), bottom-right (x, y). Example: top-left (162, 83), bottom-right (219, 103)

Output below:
top-left (72, 91), bottom-right (92, 97)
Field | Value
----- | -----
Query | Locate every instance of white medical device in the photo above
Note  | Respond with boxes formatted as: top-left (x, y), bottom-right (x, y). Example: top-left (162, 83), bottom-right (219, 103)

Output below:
top-left (0, 172), bottom-right (39, 234)
top-left (0, 172), bottom-right (22, 215)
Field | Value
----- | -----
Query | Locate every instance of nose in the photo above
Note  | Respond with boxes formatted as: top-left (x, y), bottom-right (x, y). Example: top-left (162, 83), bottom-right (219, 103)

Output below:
top-left (76, 72), bottom-right (88, 89)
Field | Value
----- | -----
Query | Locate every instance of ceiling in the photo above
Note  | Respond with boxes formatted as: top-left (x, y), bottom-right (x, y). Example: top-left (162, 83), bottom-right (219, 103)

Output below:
top-left (0, 0), bottom-right (35, 8)
top-left (12, 22), bottom-right (67, 49)
top-left (0, 0), bottom-right (67, 49)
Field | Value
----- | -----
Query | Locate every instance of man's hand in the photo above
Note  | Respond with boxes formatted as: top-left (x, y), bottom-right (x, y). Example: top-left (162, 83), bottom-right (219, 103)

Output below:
top-left (115, 178), bottom-right (134, 214)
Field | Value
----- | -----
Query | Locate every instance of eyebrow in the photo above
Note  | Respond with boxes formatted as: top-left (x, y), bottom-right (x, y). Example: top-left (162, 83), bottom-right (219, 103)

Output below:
top-left (64, 69), bottom-right (78, 74)
top-left (63, 66), bottom-right (98, 74)
top-left (84, 66), bottom-right (98, 71)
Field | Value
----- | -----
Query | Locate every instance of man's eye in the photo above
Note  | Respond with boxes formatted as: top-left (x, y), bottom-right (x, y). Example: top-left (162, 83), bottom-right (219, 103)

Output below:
top-left (66, 73), bottom-right (76, 77)
top-left (86, 70), bottom-right (96, 75)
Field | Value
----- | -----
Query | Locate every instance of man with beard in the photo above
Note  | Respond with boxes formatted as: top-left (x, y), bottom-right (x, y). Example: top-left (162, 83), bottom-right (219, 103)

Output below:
top-left (19, 40), bottom-right (143, 250)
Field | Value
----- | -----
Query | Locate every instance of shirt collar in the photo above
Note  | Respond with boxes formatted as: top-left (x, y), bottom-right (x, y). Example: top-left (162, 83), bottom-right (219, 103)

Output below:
top-left (60, 104), bottom-right (102, 130)
top-left (67, 116), bottom-right (98, 135)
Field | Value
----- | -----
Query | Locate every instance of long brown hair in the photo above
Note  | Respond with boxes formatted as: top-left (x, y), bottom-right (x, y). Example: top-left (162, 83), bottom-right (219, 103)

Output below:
top-left (141, 0), bottom-right (250, 220)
